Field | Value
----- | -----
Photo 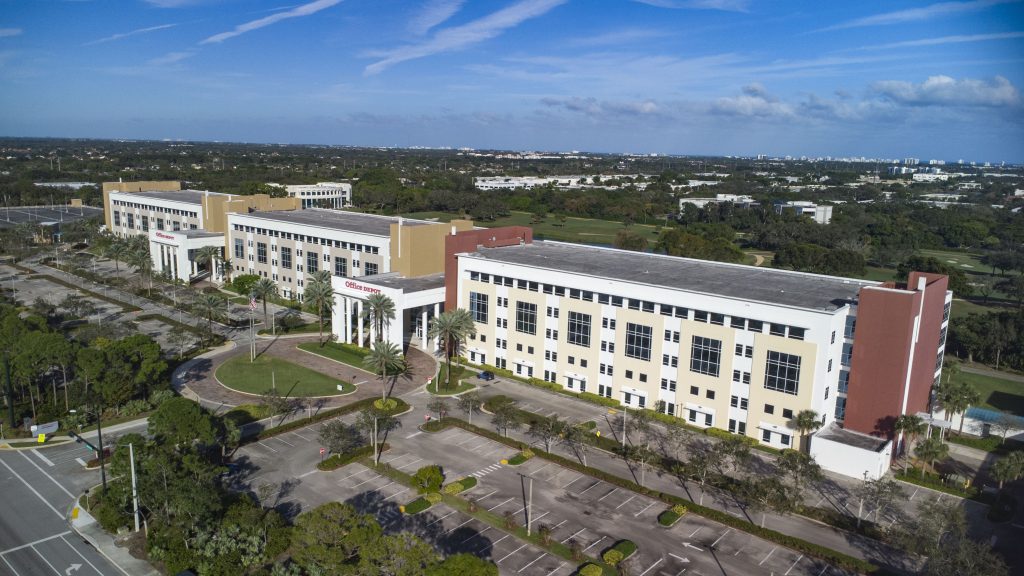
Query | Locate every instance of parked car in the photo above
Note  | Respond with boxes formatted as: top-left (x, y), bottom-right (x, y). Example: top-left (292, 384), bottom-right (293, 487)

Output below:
top-left (478, 371), bottom-right (495, 381)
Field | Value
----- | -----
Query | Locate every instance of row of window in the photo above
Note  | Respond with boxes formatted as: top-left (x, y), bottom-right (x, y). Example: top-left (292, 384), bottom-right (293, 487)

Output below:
top-left (231, 224), bottom-right (379, 254)
top-left (234, 240), bottom-right (377, 277)
top-left (115, 211), bottom-right (195, 232)
top-left (111, 199), bottom-right (197, 218)
top-left (467, 271), bottom-right (808, 340)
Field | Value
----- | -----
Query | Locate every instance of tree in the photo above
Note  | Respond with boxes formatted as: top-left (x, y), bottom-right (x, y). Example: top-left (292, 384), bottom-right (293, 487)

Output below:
top-left (149, 397), bottom-right (217, 446)
top-left (456, 391), bottom-right (483, 425)
top-left (318, 420), bottom-right (364, 455)
top-left (891, 499), bottom-right (966, 554)
top-left (739, 476), bottom-right (795, 528)
top-left (424, 553), bottom-right (498, 576)
top-left (292, 502), bottom-right (382, 574)
top-left (303, 279), bottom-right (335, 347)
top-left (791, 409), bottom-right (821, 453)
top-left (923, 530), bottom-right (1009, 576)
top-left (937, 379), bottom-right (980, 434)
top-left (356, 406), bottom-right (400, 465)
top-left (854, 475), bottom-right (904, 528)
top-left (719, 435), bottom-right (753, 474)
top-left (251, 277), bottom-right (279, 330)
top-left (528, 416), bottom-right (564, 452)
top-left (990, 451), bottom-right (1024, 491)
top-left (996, 275), bottom-right (1024, 307)
top-left (491, 403), bottom-right (520, 437)
top-left (613, 229), bottom-right (648, 251)
top-left (561, 421), bottom-right (591, 467)
top-left (427, 397), bottom-right (449, 422)
top-left (687, 438), bottom-right (723, 505)
top-left (777, 450), bottom-right (823, 495)
top-left (103, 239), bottom-right (128, 275)
top-left (411, 464), bottom-right (445, 493)
top-left (193, 293), bottom-right (226, 338)
top-left (363, 293), bottom-right (396, 343)
top-left (194, 245), bottom-right (223, 282)
top-left (359, 532), bottom-right (440, 576)
top-left (363, 340), bottom-right (406, 402)
top-left (893, 414), bottom-right (927, 473)
top-left (913, 437), bottom-right (950, 476)
top-left (428, 309), bottom-right (476, 389)
top-left (990, 412), bottom-right (1017, 445)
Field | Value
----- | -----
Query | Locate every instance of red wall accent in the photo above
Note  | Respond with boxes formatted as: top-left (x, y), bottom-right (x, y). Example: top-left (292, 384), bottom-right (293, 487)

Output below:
top-left (444, 227), bottom-right (533, 311)
top-left (844, 272), bottom-right (949, 438)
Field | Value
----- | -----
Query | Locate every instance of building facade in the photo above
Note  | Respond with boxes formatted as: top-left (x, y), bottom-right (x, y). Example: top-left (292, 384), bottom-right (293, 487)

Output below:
top-left (284, 182), bottom-right (352, 209)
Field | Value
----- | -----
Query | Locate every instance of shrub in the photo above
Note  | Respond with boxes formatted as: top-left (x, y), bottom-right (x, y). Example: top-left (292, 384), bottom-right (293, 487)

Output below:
top-left (412, 465), bottom-right (445, 493)
top-left (658, 509), bottom-right (680, 527)
top-left (578, 563), bottom-right (603, 576)
top-left (424, 492), bottom-right (442, 505)
top-left (148, 389), bottom-right (175, 407)
top-left (461, 476), bottom-right (478, 489)
top-left (317, 445), bottom-right (376, 471)
top-left (522, 448), bottom-right (535, 459)
top-left (403, 497), bottom-right (431, 514)
top-left (374, 398), bottom-right (398, 411)
top-left (671, 504), bottom-right (688, 516)
top-left (120, 399), bottom-right (151, 417)
top-left (612, 540), bottom-right (637, 559)
top-left (602, 549), bottom-right (624, 566)
top-left (443, 481), bottom-right (466, 495)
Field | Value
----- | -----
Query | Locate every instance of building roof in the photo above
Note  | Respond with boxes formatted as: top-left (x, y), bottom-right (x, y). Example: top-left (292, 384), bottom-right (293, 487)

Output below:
top-left (176, 229), bottom-right (224, 239)
top-left (128, 190), bottom-right (227, 205)
top-left (238, 209), bottom-right (434, 237)
top-left (467, 241), bottom-right (876, 312)
top-left (815, 423), bottom-right (889, 452)
top-left (356, 272), bottom-right (446, 293)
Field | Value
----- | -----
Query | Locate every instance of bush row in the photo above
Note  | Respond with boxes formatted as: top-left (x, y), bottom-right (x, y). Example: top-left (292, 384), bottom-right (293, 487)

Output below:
top-left (423, 418), bottom-right (883, 575)
top-left (252, 397), bottom-right (409, 441)
top-left (317, 444), bottom-right (380, 471)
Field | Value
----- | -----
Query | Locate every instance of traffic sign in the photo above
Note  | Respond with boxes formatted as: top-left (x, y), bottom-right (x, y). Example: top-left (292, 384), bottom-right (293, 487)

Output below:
top-left (319, 447), bottom-right (326, 455)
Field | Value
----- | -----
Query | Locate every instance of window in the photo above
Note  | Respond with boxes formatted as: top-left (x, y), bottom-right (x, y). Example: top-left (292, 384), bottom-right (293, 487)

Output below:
top-left (694, 310), bottom-right (708, 323)
top-left (156, 218), bottom-right (164, 230)
top-left (828, 359), bottom-right (833, 372)
top-left (516, 301), bottom-right (537, 335)
top-left (527, 346), bottom-right (534, 355)
top-left (545, 350), bottom-right (557, 361)
top-left (729, 419), bottom-right (737, 433)
top-left (625, 369), bottom-right (633, 379)
top-left (625, 323), bottom-right (653, 361)
top-left (844, 316), bottom-right (856, 339)
top-left (364, 262), bottom-right (378, 276)
top-left (469, 292), bottom-right (489, 324)
top-left (835, 397), bottom-right (847, 420)
top-left (568, 356), bottom-right (575, 365)
top-left (735, 344), bottom-right (744, 356)
top-left (764, 404), bottom-right (775, 414)
top-left (705, 390), bottom-right (715, 400)
top-left (141, 216), bottom-right (149, 231)
top-left (598, 384), bottom-right (612, 399)
top-left (730, 396), bottom-right (739, 407)
top-left (497, 297), bottom-right (508, 307)
top-left (516, 343), bottom-right (523, 352)
top-left (126, 214), bottom-right (134, 229)
top-left (113, 211), bottom-right (121, 226)
top-left (664, 330), bottom-right (680, 343)
top-left (601, 341), bottom-right (615, 353)
top-left (782, 408), bottom-right (793, 419)
top-left (730, 316), bottom-right (746, 329)
top-left (690, 336), bottom-right (722, 377)
top-left (748, 320), bottom-right (763, 333)
top-left (770, 323), bottom-right (786, 337)
top-left (841, 343), bottom-right (853, 366)
top-left (662, 354), bottom-right (678, 368)
top-left (600, 364), bottom-right (613, 376)
top-left (602, 318), bottom-right (616, 329)
top-left (838, 371), bottom-right (849, 393)
top-left (764, 351), bottom-right (801, 395)
top-left (258, 242), bottom-right (268, 264)
top-left (704, 413), bottom-right (712, 426)
top-left (546, 306), bottom-right (559, 318)
top-left (831, 330), bottom-right (836, 344)
top-left (789, 327), bottom-right (805, 341)
top-left (660, 378), bottom-right (676, 392)
top-left (234, 238), bottom-right (244, 259)
top-left (780, 434), bottom-right (791, 447)
top-left (744, 346), bottom-right (753, 358)
top-left (334, 257), bottom-right (347, 277)
top-left (306, 251), bottom-right (318, 273)
top-left (172, 221), bottom-right (180, 231)
top-left (546, 328), bottom-right (558, 340)
top-left (740, 398), bottom-right (748, 410)
top-left (638, 373), bottom-right (646, 382)
top-left (762, 429), bottom-right (772, 442)
top-left (581, 359), bottom-right (588, 368)
top-left (281, 247), bottom-right (292, 269)
top-left (567, 312), bottom-right (591, 347)
top-left (710, 313), bottom-right (725, 326)
top-left (690, 386), bottom-right (699, 395)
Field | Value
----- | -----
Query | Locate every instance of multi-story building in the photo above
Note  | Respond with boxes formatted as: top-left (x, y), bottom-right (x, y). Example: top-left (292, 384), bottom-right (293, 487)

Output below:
top-left (284, 182), bottom-right (352, 209)
top-left (452, 240), bottom-right (950, 479)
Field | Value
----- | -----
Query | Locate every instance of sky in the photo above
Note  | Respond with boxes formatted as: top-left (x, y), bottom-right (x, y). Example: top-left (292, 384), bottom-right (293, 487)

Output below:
top-left (1, 0), bottom-right (1023, 161)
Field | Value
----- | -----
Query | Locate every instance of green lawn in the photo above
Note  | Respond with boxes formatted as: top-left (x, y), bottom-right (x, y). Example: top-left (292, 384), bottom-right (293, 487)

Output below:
top-left (298, 341), bottom-right (369, 369)
top-left (216, 354), bottom-right (354, 397)
top-left (429, 364), bottom-right (475, 395)
top-left (404, 210), bottom-right (667, 245)
top-left (919, 249), bottom-right (987, 272)
top-left (949, 298), bottom-right (1000, 320)
top-left (863, 266), bottom-right (897, 282)
top-left (951, 370), bottom-right (1024, 416)
top-left (259, 321), bottom-right (322, 336)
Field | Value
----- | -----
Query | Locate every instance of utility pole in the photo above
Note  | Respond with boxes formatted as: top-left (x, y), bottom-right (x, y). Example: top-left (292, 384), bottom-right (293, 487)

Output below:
top-left (527, 474), bottom-right (534, 536)
top-left (95, 398), bottom-right (107, 496)
top-left (130, 442), bottom-right (140, 532)
top-left (621, 406), bottom-right (628, 448)
top-left (4, 355), bottom-right (14, 432)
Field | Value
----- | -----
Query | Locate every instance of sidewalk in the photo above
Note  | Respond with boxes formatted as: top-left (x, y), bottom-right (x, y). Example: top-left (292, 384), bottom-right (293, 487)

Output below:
top-left (69, 500), bottom-right (159, 576)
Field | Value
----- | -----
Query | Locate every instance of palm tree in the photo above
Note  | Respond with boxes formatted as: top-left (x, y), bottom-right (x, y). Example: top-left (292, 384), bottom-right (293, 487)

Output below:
top-left (128, 250), bottom-right (155, 296)
top-left (363, 293), bottom-right (396, 344)
top-left (194, 245), bottom-right (223, 282)
top-left (251, 277), bottom-right (279, 330)
top-left (893, 414), bottom-right (927, 473)
top-left (990, 454), bottom-right (1024, 492)
top-left (311, 269), bottom-right (331, 284)
top-left (913, 437), bottom-right (949, 477)
top-left (363, 340), bottom-right (406, 402)
top-left (937, 379), bottom-right (981, 435)
top-left (303, 279), bottom-right (334, 347)
top-left (427, 309), bottom-right (476, 389)
top-left (791, 409), bottom-right (822, 453)
top-left (192, 293), bottom-right (226, 337)
top-left (103, 239), bottom-right (128, 275)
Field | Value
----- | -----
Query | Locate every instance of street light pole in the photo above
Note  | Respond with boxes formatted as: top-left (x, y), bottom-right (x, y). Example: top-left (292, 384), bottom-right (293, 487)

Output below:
top-left (93, 397), bottom-right (107, 496)
top-left (527, 474), bottom-right (534, 536)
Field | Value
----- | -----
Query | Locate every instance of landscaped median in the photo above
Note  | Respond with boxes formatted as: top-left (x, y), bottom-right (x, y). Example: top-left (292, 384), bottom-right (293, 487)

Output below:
top-left (317, 444), bottom-right (384, 471)
top-left (420, 416), bottom-right (885, 575)
top-left (249, 397), bottom-right (409, 442)
top-left (297, 341), bottom-right (369, 369)
top-left (216, 354), bottom-right (355, 397)
top-left (602, 540), bottom-right (637, 567)
top-left (657, 504), bottom-right (688, 527)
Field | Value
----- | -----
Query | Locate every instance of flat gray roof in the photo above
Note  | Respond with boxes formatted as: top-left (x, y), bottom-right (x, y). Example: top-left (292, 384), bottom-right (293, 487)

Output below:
top-left (129, 190), bottom-right (228, 205)
top-left (177, 230), bottom-right (224, 239)
top-left (815, 423), bottom-right (889, 452)
top-left (357, 272), bottom-right (446, 293)
top-left (468, 241), bottom-right (876, 312)
top-left (239, 209), bottom-right (433, 237)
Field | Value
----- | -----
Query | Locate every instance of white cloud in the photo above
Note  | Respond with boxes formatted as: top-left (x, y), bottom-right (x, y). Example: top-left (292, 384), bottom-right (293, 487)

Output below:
top-left (364, 0), bottom-right (567, 75)
top-left (854, 31), bottom-right (1024, 51)
top-left (200, 0), bottom-right (342, 44)
top-left (0, 28), bottom-right (23, 38)
top-left (541, 96), bottom-right (661, 118)
top-left (822, 0), bottom-right (1015, 31)
top-left (872, 75), bottom-right (1020, 107)
top-left (631, 0), bottom-right (750, 11)
top-left (84, 23), bottom-right (177, 46)
top-left (565, 27), bottom-right (671, 47)
top-left (408, 0), bottom-right (465, 35)
top-left (148, 50), bottom-right (196, 65)
top-left (711, 87), bottom-right (793, 118)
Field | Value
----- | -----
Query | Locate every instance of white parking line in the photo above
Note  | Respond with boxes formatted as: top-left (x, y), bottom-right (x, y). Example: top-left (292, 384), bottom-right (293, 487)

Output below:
top-left (531, 511), bottom-right (550, 524)
top-left (0, 531), bottom-right (72, 556)
top-left (518, 552), bottom-right (547, 573)
top-left (30, 547), bottom-right (63, 576)
top-left (478, 534), bottom-right (509, 552)
top-left (817, 564), bottom-right (830, 576)
top-left (597, 487), bottom-right (618, 501)
top-left (31, 449), bottom-right (54, 467)
top-left (712, 529), bottom-right (732, 548)
top-left (548, 519), bottom-right (567, 531)
top-left (291, 431), bottom-right (312, 442)
top-left (561, 528), bottom-right (586, 544)
top-left (759, 547), bottom-right (777, 566)
top-left (578, 481), bottom-right (602, 495)
top-left (61, 535), bottom-right (108, 576)
top-left (784, 554), bottom-right (804, 575)
top-left (475, 489), bottom-right (498, 501)
top-left (582, 536), bottom-right (606, 552)
top-left (909, 488), bottom-right (919, 501)
top-left (638, 558), bottom-right (664, 576)
top-left (446, 518), bottom-right (474, 534)
top-left (257, 441), bottom-right (278, 452)
top-left (384, 489), bottom-right (410, 501)
top-left (689, 527), bottom-right (702, 538)
top-left (337, 469), bottom-right (371, 482)
top-left (273, 436), bottom-right (295, 447)
top-left (396, 457), bottom-right (424, 470)
top-left (75, 457), bottom-right (87, 467)
top-left (497, 544), bottom-right (528, 563)
top-left (634, 501), bottom-right (656, 517)
top-left (614, 495), bottom-right (636, 510)
top-left (351, 476), bottom-right (382, 488)
top-left (460, 527), bottom-right (489, 544)
top-left (426, 511), bottom-right (455, 526)
top-left (545, 561), bottom-right (567, 575)
top-left (19, 451), bottom-right (75, 498)
top-left (488, 497), bottom-right (514, 511)
top-left (298, 470), bottom-right (316, 478)
top-left (531, 462), bottom-right (554, 476)
top-left (560, 474), bottom-right (584, 488)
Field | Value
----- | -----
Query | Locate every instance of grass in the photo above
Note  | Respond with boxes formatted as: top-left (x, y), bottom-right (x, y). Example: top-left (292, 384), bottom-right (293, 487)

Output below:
top-left (216, 354), bottom-right (355, 397)
top-left (949, 298), bottom-right (997, 319)
top-left (919, 249), bottom-right (987, 272)
top-left (894, 469), bottom-right (985, 501)
top-left (223, 404), bottom-right (271, 426)
top-left (404, 210), bottom-right (667, 245)
top-left (950, 370), bottom-right (1024, 415)
top-left (863, 266), bottom-right (897, 282)
top-left (403, 496), bottom-right (433, 514)
top-left (429, 365), bottom-right (474, 395)
top-left (297, 341), bottom-right (369, 369)
top-left (259, 321), bottom-right (322, 336)
top-left (657, 509), bottom-right (682, 527)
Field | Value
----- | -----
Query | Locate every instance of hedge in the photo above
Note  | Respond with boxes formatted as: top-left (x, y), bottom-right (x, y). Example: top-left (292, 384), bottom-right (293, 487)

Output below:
top-left (418, 417), bottom-right (884, 575)
top-left (658, 508), bottom-right (682, 527)
top-left (318, 445), bottom-right (380, 471)
top-left (605, 540), bottom-right (636, 563)
top-left (252, 397), bottom-right (409, 441)
top-left (403, 496), bottom-right (432, 515)
top-left (443, 476), bottom-right (478, 495)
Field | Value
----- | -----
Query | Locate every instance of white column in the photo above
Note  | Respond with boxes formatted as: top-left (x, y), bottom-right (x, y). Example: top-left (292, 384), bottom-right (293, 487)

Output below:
top-left (421, 307), bottom-right (428, 349)
top-left (343, 297), bottom-right (351, 344)
top-left (357, 300), bottom-right (364, 348)
top-left (432, 303), bottom-right (440, 351)
top-left (369, 309), bottom-right (376, 344)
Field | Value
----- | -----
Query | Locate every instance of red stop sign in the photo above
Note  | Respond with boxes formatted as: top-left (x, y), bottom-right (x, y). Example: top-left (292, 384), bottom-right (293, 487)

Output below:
top-left (319, 447), bottom-right (326, 455)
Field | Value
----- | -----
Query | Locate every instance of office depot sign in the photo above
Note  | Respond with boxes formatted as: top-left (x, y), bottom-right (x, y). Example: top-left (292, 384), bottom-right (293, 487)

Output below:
top-left (344, 280), bottom-right (381, 295)
top-left (155, 232), bottom-right (176, 241)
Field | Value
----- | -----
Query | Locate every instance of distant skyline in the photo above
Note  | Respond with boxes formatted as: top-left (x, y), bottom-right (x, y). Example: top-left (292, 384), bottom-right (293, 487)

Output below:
top-left (1, 1), bottom-right (1022, 161)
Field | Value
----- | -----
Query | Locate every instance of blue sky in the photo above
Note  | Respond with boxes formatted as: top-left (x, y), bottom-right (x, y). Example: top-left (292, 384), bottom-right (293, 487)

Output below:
top-left (1, 0), bottom-right (1022, 161)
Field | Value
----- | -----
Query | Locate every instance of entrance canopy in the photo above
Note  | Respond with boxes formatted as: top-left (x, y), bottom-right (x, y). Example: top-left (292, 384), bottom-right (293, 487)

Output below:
top-left (149, 229), bottom-right (225, 283)
top-left (331, 272), bottom-right (446, 351)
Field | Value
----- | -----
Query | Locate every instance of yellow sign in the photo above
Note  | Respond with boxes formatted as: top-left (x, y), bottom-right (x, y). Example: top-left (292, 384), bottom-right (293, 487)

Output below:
top-left (71, 507), bottom-right (79, 520)
top-left (37, 434), bottom-right (46, 443)
top-left (595, 431), bottom-right (601, 437)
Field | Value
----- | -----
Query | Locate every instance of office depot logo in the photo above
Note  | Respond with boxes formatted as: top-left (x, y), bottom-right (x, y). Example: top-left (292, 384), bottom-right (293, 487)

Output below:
top-left (155, 232), bottom-right (176, 240)
top-left (345, 280), bottom-right (381, 295)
